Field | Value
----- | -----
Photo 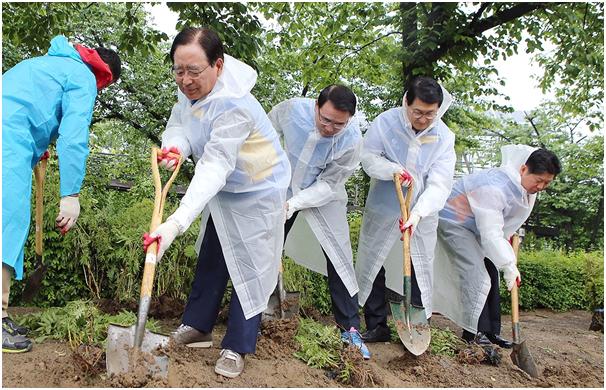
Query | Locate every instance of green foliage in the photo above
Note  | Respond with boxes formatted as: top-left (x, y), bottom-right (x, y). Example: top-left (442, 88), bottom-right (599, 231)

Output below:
top-left (387, 320), bottom-right (464, 357)
top-left (347, 210), bottom-right (363, 257)
top-left (294, 317), bottom-right (376, 386)
top-left (528, 3), bottom-right (604, 131)
top-left (282, 257), bottom-right (332, 315)
top-left (500, 250), bottom-right (604, 313)
top-left (16, 300), bottom-right (161, 348)
top-left (429, 327), bottom-right (466, 357)
top-left (294, 318), bottom-right (342, 369)
top-left (12, 147), bottom-right (199, 307)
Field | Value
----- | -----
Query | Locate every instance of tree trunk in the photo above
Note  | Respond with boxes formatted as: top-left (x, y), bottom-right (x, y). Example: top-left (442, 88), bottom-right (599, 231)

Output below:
top-left (400, 2), bottom-right (418, 94)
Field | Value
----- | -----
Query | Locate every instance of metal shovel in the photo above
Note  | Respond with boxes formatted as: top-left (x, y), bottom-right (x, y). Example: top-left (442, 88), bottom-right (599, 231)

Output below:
top-left (263, 260), bottom-right (300, 321)
top-left (106, 147), bottom-right (183, 378)
top-left (22, 154), bottom-right (49, 302)
top-left (391, 174), bottom-right (431, 355)
top-left (510, 233), bottom-right (540, 378)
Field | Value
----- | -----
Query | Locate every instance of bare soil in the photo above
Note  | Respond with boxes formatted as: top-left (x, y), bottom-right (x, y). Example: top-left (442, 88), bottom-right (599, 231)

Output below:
top-left (2, 309), bottom-right (603, 387)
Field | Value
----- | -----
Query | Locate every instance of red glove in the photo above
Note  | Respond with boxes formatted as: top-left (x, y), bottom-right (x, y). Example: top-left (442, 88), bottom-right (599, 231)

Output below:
top-left (157, 147), bottom-right (181, 171)
top-left (39, 150), bottom-right (50, 161)
top-left (399, 169), bottom-right (413, 187)
top-left (142, 232), bottom-right (161, 253)
top-left (398, 217), bottom-right (410, 241)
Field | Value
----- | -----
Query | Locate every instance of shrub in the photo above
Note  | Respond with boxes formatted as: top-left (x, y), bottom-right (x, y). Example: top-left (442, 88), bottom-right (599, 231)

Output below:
top-left (16, 300), bottom-right (161, 348)
top-left (283, 257), bottom-right (332, 315)
top-left (500, 249), bottom-right (604, 313)
top-left (13, 158), bottom-right (200, 307)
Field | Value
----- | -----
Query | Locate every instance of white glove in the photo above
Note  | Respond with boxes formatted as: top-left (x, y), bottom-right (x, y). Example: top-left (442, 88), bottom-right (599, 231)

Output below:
top-left (144, 220), bottom-right (181, 262)
top-left (286, 199), bottom-right (299, 220)
top-left (56, 195), bottom-right (80, 234)
top-left (401, 212), bottom-right (421, 237)
top-left (503, 263), bottom-right (521, 291)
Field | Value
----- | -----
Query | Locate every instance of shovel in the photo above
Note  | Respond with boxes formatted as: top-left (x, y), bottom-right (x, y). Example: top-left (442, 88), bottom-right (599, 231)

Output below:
top-left (106, 147), bottom-right (183, 378)
top-left (263, 259), bottom-right (300, 321)
top-left (22, 152), bottom-right (49, 302)
top-left (390, 173), bottom-right (430, 355)
top-left (510, 233), bottom-right (540, 378)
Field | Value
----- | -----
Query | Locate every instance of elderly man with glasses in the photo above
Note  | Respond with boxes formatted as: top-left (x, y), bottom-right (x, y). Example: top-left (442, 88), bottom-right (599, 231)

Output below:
top-left (267, 85), bottom-right (370, 359)
top-left (355, 76), bottom-right (456, 343)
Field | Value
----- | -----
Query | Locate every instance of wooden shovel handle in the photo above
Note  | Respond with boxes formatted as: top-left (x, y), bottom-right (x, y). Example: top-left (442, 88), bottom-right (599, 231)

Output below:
top-left (393, 174), bottom-right (414, 277)
top-left (510, 233), bottom-right (521, 325)
top-left (140, 147), bottom-right (184, 298)
top-left (33, 158), bottom-right (48, 256)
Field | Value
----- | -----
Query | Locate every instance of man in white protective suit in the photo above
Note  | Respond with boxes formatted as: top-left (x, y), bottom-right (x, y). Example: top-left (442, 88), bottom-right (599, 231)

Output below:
top-left (143, 27), bottom-right (291, 379)
top-left (433, 145), bottom-right (561, 348)
top-left (355, 76), bottom-right (456, 343)
top-left (267, 84), bottom-right (370, 359)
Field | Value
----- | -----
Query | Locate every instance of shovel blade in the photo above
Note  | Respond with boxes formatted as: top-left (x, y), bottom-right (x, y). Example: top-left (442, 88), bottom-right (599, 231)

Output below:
top-left (262, 290), bottom-right (300, 322)
top-left (21, 257), bottom-right (47, 303)
top-left (511, 340), bottom-right (540, 378)
top-left (106, 324), bottom-right (169, 378)
top-left (281, 291), bottom-right (301, 319)
top-left (390, 301), bottom-right (431, 355)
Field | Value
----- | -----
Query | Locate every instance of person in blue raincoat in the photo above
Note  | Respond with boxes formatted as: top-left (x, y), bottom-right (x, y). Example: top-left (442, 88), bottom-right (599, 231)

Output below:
top-left (2, 35), bottom-right (121, 353)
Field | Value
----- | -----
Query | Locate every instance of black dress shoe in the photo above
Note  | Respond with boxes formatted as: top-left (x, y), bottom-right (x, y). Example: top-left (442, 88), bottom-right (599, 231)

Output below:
top-left (485, 333), bottom-right (513, 349)
top-left (361, 325), bottom-right (391, 343)
top-left (462, 330), bottom-right (492, 346)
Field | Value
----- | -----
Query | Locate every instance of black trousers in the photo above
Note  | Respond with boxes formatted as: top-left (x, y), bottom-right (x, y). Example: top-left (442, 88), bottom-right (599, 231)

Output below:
top-left (285, 211), bottom-right (360, 331)
top-left (363, 262), bottom-right (424, 331)
top-left (182, 216), bottom-right (262, 354)
top-left (476, 258), bottom-right (501, 335)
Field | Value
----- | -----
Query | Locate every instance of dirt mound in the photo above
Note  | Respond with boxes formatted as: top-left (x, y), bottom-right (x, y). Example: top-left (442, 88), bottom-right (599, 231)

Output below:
top-left (256, 318), bottom-right (299, 359)
top-left (3, 309), bottom-right (603, 387)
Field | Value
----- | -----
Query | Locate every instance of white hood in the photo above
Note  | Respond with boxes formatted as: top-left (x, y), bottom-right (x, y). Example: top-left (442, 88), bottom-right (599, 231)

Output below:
top-left (178, 54), bottom-right (257, 103)
top-left (401, 85), bottom-right (453, 133)
top-left (500, 144), bottom-right (538, 185)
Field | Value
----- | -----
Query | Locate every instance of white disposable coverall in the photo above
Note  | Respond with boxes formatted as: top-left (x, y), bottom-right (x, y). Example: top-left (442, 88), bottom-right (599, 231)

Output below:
top-left (161, 55), bottom-right (291, 319)
top-left (268, 98), bottom-right (362, 296)
top-left (355, 87), bottom-right (455, 318)
top-left (432, 144), bottom-right (538, 333)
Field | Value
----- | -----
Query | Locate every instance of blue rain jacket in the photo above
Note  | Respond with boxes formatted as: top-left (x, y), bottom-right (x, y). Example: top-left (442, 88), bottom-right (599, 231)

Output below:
top-left (2, 35), bottom-right (97, 279)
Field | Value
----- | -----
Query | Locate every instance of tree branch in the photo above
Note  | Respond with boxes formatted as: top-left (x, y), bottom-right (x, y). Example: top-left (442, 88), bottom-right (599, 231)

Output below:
top-left (334, 31), bottom-right (399, 75)
top-left (483, 128), bottom-right (513, 142)
top-left (470, 2), bottom-right (491, 26)
top-left (97, 99), bottom-right (161, 145)
top-left (417, 3), bottom-right (551, 68)
top-left (524, 111), bottom-right (546, 148)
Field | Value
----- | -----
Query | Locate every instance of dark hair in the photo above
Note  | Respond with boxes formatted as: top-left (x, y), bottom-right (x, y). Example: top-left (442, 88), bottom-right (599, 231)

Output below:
top-left (405, 76), bottom-right (443, 107)
top-left (525, 148), bottom-right (561, 176)
top-left (170, 27), bottom-right (224, 65)
top-left (317, 84), bottom-right (356, 115)
top-left (96, 47), bottom-right (121, 82)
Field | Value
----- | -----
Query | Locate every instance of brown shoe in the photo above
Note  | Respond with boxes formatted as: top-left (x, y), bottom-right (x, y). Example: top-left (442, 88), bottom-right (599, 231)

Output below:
top-left (170, 324), bottom-right (212, 348)
top-left (214, 349), bottom-right (245, 378)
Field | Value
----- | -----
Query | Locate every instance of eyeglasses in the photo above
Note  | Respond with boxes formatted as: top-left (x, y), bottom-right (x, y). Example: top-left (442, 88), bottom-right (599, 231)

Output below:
top-left (316, 109), bottom-right (350, 130)
top-left (409, 108), bottom-right (437, 121)
top-left (171, 63), bottom-right (211, 79)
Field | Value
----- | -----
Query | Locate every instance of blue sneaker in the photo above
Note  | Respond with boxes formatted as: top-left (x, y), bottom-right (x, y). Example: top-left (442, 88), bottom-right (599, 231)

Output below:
top-left (341, 327), bottom-right (371, 360)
